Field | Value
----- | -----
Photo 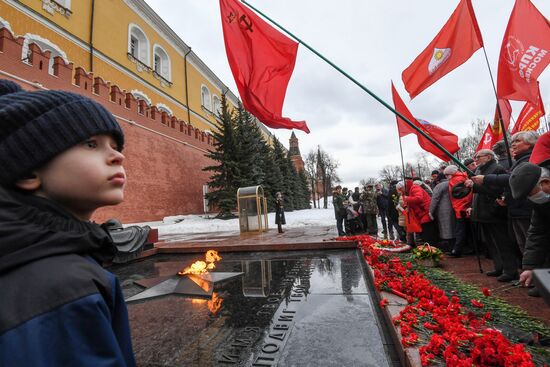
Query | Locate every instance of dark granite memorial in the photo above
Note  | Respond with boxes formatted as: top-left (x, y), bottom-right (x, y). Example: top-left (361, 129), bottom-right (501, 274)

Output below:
top-left (111, 249), bottom-right (399, 366)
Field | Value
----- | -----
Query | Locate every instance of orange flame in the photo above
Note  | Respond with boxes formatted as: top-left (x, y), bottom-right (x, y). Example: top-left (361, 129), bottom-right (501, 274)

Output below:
top-left (178, 250), bottom-right (222, 276)
top-left (208, 292), bottom-right (223, 314)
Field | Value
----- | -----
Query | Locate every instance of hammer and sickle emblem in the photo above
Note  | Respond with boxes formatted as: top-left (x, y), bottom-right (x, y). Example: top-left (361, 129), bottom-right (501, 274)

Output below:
top-left (239, 14), bottom-right (253, 32)
top-left (483, 133), bottom-right (492, 145)
top-left (227, 12), bottom-right (237, 23)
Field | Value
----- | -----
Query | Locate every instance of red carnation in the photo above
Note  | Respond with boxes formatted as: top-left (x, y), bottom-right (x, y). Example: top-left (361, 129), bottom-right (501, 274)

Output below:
top-left (471, 299), bottom-right (484, 308)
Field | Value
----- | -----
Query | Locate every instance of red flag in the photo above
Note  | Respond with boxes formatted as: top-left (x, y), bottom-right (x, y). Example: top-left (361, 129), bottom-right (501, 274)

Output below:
top-left (219, 0), bottom-right (309, 133)
top-left (402, 0), bottom-right (483, 99)
top-left (391, 83), bottom-right (460, 161)
top-left (476, 123), bottom-right (501, 153)
top-left (497, 0), bottom-right (550, 104)
top-left (511, 84), bottom-right (545, 133)
top-left (491, 98), bottom-right (512, 136)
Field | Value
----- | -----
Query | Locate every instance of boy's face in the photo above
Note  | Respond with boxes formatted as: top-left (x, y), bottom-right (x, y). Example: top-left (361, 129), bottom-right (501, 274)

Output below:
top-left (33, 134), bottom-right (125, 220)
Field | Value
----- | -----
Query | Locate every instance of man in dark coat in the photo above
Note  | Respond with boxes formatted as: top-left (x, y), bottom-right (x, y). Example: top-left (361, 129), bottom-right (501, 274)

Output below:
top-left (510, 163), bottom-right (550, 297)
top-left (466, 149), bottom-right (520, 282)
top-left (387, 181), bottom-right (405, 241)
top-left (332, 185), bottom-right (346, 236)
top-left (472, 131), bottom-right (538, 254)
top-left (275, 192), bottom-right (286, 233)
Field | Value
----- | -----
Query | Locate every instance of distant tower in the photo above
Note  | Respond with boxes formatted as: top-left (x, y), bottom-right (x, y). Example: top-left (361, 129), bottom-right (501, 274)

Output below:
top-left (288, 131), bottom-right (305, 172)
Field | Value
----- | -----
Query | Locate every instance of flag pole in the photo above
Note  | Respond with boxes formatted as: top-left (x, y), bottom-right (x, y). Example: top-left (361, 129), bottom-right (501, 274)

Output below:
top-left (481, 46), bottom-right (513, 167)
top-left (398, 135), bottom-right (407, 186)
top-left (241, 0), bottom-right (473, 175)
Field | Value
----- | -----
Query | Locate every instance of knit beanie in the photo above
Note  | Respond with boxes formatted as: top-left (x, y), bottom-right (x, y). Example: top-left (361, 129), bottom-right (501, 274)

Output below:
top-left (0, 80), bottom-right (124, 185)
top-left (509, 162), bottom-right (541, 199)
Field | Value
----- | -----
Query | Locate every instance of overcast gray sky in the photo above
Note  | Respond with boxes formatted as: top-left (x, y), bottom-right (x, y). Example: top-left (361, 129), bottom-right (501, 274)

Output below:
top-left (144, 0), bottom-right (549, 188)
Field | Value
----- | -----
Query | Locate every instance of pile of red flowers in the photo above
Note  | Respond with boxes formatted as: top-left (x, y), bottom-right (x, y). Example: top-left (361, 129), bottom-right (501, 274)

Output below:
top-left (341, 234), bottom-right (535, 367)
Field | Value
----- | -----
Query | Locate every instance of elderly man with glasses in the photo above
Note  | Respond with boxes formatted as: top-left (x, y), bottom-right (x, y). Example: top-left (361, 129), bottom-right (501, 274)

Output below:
top-left (470, 132), bottom-right (539, 256)
top-left (465, 149), bottom-right (520, 282)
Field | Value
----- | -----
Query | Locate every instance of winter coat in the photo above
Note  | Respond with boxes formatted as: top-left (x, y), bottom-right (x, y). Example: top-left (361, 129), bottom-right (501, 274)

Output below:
top-left (275, 198), bottom-right (286, 225)
top-left (0, 187), bottom-right (136, 367)
top-left (376, 188), bottom-right (389, 211)
top-left (333, 192), bottom-right (346, 218)
top-left (361, 189), bottom-right (379, 215)
top-left (471, 160), bottom-right (507, 223)
top-left (404, 184), bottom-right (432, 224)
top-left (522, 201), bottom-right (550, 270)
top-left (429, 180), bottom-right (455, 240)
top-left (448, 171), bottom-right (473, 218)
top-left (497, 156), bottom-right (512, 171)
top-left (483, 149), bottom-right (534, 219)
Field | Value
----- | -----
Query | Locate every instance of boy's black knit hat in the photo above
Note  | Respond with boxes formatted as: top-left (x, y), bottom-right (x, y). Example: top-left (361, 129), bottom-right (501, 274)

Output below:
top-left (0, 80), bottom-right (124, 185)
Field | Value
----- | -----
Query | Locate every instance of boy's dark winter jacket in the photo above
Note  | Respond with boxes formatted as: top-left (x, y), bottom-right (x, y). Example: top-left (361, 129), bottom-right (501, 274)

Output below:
top-left (0, 187), bottom-right (135, 367)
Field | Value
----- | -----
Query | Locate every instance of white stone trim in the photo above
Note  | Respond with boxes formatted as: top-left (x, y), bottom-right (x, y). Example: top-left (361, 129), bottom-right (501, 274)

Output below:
top-left (21, 33), bottom-right (69, 75)
top-left (0, 16), bottom-right (14, 34)
top-left (131, 89), bottom-right (152, 105)
top-left (21, 33), bottom-right (68, 63)
top-left (156, 102), bottom-right (173, 116)
top-left (128, 23), bottom-right (150, 66)
top-left (201, 84), bottom-right (212, 111)
top-left (152, 43), bottom-right (171, 81)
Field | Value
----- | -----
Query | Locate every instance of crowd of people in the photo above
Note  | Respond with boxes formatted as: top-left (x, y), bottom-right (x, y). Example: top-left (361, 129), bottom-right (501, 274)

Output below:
top-left (333, 130), bottom-right (550, 298)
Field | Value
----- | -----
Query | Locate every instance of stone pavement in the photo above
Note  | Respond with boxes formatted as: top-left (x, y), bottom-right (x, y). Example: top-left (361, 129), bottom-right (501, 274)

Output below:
top-left (441, 255), bottom-right (550, 328)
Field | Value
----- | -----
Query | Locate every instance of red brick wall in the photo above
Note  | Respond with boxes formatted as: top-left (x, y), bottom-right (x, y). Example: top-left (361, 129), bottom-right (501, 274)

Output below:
top-left (0, 28), bottom-right (214, 223)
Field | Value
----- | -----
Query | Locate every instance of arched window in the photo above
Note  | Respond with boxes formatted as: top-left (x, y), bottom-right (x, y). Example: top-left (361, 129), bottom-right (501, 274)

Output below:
top-left (212, 95), bottom-right (221, 116)
top-left (201, 85), bottom-right (211, 111)
top-left (21, 34), bottom-right (68, 75)
top-left (153, 44), bottom-right (170, 81)
top-left (128, 24), bottom-right (150, 66)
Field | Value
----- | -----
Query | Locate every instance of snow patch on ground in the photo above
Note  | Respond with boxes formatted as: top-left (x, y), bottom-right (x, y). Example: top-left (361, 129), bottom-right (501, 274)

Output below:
top-left (157, 206), bottom-right (336, 236)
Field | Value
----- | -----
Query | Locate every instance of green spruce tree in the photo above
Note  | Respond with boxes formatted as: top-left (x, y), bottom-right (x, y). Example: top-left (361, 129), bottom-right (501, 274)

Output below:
top-left (203, 95), bottom-right (239, 219)
top-left (233, 103), bottom-right (266, 188)
top-left (272, 137), bottom-right (298, 211)
top-left (298, 170), bottom-right (312, 209)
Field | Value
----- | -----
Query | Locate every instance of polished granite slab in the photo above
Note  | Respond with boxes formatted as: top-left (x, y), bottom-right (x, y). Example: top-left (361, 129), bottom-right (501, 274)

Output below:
top-left (111, 249), bottom-right (395, 367)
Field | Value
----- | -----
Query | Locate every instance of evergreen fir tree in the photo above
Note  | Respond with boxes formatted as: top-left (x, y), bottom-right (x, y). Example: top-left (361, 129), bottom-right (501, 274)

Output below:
top-left (273, 137), bottom-right (294, 211)
top-left (203, 95), bottom-right (239, 219)
top-left (233, 103), bottom-right (265, 188)
top-left (259, 141), bottom-right (279, 211)
top-left (298, 170), bottom-right (311, 209)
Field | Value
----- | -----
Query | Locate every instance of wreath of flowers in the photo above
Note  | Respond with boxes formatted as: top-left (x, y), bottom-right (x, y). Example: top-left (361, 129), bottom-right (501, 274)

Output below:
top-left (339, 235), bottom-right (535, 367)
top-left (372, 239), bottom-right (411, 253)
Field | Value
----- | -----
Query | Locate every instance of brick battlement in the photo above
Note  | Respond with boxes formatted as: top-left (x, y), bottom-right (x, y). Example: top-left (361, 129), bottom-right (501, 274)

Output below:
top-left (0, 27), bottom-right (216, 149)
top-left (0, 27), bottom-right (216, 223)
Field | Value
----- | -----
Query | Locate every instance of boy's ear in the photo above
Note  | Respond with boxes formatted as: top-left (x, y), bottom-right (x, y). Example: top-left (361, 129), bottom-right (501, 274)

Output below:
top-left (14, 173), bottom-right (41, 191)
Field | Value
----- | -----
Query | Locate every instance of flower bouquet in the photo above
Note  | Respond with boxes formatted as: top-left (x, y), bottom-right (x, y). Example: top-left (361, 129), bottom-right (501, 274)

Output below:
top-left (412, 244), bottom-right (443, 267)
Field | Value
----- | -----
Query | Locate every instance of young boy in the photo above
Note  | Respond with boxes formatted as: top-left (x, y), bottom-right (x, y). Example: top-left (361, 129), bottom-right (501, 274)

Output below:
top-left (0, 80), bottom-right (136, 366)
